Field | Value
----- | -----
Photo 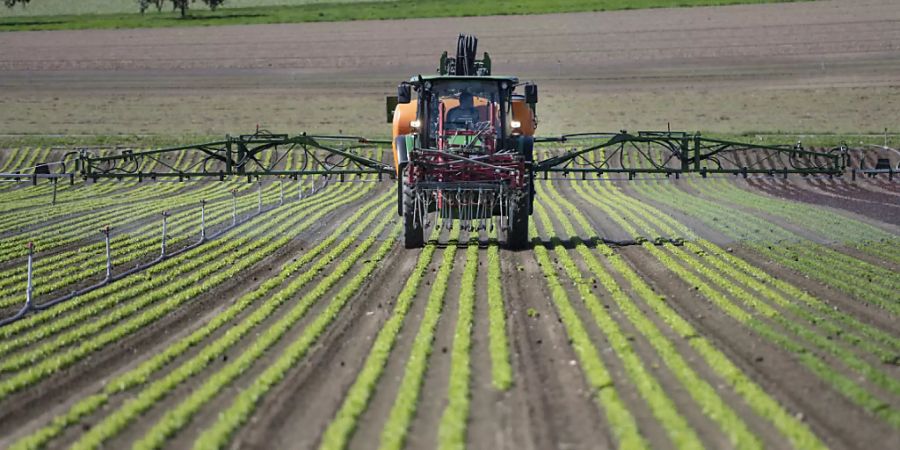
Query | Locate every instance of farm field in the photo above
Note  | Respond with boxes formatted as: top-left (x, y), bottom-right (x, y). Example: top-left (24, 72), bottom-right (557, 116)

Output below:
top-left (0, 0), bottom-right (899, 449)
top-left (0, 144), bottom-right (897, 449)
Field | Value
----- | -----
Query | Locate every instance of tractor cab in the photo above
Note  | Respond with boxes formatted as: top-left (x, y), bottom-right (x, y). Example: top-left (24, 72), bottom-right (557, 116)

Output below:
top-left (392, 76), bottom-right (538, 164)
top-left (429, 79), bottom-right (500, 153)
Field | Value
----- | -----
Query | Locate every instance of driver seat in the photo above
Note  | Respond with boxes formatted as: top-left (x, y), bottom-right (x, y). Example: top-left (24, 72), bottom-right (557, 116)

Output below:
top-left (445, 103), bottom-right (488, 129)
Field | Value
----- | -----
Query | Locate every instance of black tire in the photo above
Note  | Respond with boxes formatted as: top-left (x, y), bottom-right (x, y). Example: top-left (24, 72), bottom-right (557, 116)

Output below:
top-left (403, 181), bottom-right (425, 248)
top-left (505, 195), bottom-right (529, 250)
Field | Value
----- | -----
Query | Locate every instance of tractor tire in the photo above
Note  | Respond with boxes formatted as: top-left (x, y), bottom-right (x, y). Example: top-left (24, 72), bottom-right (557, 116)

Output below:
top-left (403, 181), bottom-right (425, 249)
top-left (505, 195), bottom-right (529, 250)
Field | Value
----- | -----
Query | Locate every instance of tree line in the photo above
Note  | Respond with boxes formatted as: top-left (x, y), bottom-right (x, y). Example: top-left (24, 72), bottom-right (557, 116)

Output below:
top-left (4, 1), bottom-right (227, 17)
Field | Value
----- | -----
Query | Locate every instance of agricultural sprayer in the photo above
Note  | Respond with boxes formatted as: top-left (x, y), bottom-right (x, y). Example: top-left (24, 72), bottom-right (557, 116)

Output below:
top-left (1, 35), bottom-right (850, 250)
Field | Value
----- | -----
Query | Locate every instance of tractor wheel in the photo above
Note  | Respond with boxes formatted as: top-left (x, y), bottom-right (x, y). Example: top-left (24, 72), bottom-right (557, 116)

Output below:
top-left (403, 181), bottom-right (424, 248)
top-left (505, 195), bottom-right (529, 250)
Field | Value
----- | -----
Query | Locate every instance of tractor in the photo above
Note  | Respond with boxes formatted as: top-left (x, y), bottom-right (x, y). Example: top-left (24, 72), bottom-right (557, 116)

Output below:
top-left (389, 35), bottom-right (538, 249)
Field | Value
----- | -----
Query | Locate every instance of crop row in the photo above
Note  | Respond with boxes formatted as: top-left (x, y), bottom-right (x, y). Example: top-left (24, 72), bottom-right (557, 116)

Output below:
top-left (0, 180), bottom-right (286, 308)
top-left (0, 182), bottom-right (350, 357)
top-left (533, 196), bottom-right (707, 449)
top-left (0, 177), bottom-right (194, 244)
top-left (379, 226), bottom-right (462, 450)
top-left (0, 176), bottom-right (254, 264)
top-left (0, 147), bottom-right (51, 180)
top-left (540, 183), bottom-right (762, 447)
top-left (319, 229), bottom-right (441, 449)
top-left (0, 148), bottom-right (23, 173)
top-left (486, 234), bottom-right (512, 390)
top-left (322, 227), bottom-right (511, 450)
top-left (529, 211), bottom-right (647, 448)
top-left (5, 147), bottom-right (157, 197)
top-left (8, 185), bottom-right (389, 449)
top-left (614, 148), bottom-right (900, 299)
top-left (0, 183), bottom-right (368, 398)
top-left (0, 181), bottom-right (346, 341)
top-left (0, 149), bottom-right (208, 230)
top-left (0, 184), bottom-right (346, 372)
top-left (574, 180), bottom-right (900, 428)
top-left (538, 179), bottom-right (827, 448)
top-left (584, 181), bottom-right (900, 362)
top-left (591, 182), bottom-right (900, 359)
top-left (437, 236), bottom-right (479, 450)
top-left (693, 178), bottom-right (899, 263)
top-left (631, 180), bottom-right (900, 315)
top-left (192, 224), bottom-right (402, 450)
top-left (73, 195), bottom-right (396, 450)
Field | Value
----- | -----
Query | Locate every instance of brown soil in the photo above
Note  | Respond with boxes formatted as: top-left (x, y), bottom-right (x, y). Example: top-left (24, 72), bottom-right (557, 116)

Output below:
top-left (1, 0), bottom-right (899, 136)
top-left (747, 176), bottom-right (900, 224)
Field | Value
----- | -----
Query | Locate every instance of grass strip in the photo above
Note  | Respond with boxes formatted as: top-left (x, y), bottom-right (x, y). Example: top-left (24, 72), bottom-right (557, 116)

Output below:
top-left (0, 1), bottom-right (806, 32)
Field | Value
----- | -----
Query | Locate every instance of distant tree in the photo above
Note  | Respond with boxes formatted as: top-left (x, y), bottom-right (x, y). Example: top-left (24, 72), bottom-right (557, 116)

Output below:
top-left (168, 0), bottom-right (226, 18)
top-left (4, 0), bottom-right (224, 16)
top-left (3, 0), bottom-right (31, 8)
top-left (138, 0), bottom-right (165, 15)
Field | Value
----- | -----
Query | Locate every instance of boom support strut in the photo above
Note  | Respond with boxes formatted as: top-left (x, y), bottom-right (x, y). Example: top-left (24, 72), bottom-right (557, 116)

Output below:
top-left (534, 131), bottom-right (846, 177)
top-left (74, 132), bottom-right (393, 181)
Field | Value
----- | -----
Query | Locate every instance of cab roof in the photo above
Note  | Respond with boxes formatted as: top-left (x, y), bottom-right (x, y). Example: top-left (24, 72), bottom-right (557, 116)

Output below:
top-left (410, 75), bottom-right (520, 84)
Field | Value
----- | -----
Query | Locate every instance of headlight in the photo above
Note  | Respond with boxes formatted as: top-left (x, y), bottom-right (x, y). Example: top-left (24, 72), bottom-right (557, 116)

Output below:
top-left (410, 120), bottom-right (421, 129)
top-left (510, 120), bottom-right (522, 129)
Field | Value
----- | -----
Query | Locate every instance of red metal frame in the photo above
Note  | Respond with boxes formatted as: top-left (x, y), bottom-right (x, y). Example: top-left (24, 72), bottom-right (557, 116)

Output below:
top-left (408, 100), bottom-right (525, 191)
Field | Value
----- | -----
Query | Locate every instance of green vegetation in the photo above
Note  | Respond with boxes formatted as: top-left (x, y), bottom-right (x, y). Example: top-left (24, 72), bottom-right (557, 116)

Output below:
top-left (486, 236), bottom-right (513, 390)
top-left (544, 179), bottom-right (828, 447)
top-left (379, 226), bottom-right (460, 450)
top-left (633, 180), bottom-right (900, 314)
top-left (0, 0), bottom-right (806, 31)
top-left (141, 214), bottom-right (398, 450)
top-left (582, 178), bottom-right (900, 427)
top-left (530, 214), bottom-right (647, 449)
top-left (319, 231), bottom-right (439, 450)
top-left (437, 237), bottom-right (479, 450)
top-left (11, 187), bottom-right (388, 450)
top-left (0, 184), bottom-right (368, 402)
top-left (538, 184), bottom-right (759, 449)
